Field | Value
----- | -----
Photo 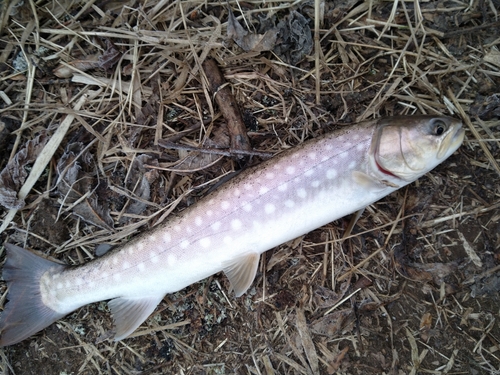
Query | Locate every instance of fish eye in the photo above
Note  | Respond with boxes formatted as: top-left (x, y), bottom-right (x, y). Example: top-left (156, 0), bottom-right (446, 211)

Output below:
top-left (432, 119), bottom-right (447, 136)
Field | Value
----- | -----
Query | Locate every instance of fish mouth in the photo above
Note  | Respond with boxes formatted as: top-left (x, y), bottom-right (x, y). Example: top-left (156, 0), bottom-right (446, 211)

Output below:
top-left (438, 125), bottom-right (465, 159)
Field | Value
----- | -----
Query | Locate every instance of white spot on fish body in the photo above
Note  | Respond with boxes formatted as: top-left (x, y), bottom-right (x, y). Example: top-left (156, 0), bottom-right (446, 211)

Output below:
top-left (326, 144), bottom-right (333, 150)
top-left (278, 183), bottom-right (288, 192)
top-left (101, 272), bottom-right (109, 279)
top-left (221, 201), bottom-right (230, 210)
top-left (150, 252), bottom-right (159, 264)
top-left (321, 156), bottom-right (329, 162)
top-left (231, 219), bottom-right (242, 230)
top-left (199, 237), bottom-right (211, 248)
top-left (286, 166), bottom-right (295, 175)
top-left (137, 243), bottom-right (144, 251)
top-left (138, 263), bottom-right (146, 272)
top-left (340, 152), bottom-right (348, 158)
top-left (195, 216), bottom-right (203, 226)
top-left (265, 172), bottom-right (275, 179)
top-left (112, 257), bottom-right (119, 265)
top-left (211, 221), bottom-right (221, 231)
top-left (311, 180), bottom-right (320, 188)
top-left (180, 240), bottom-right (190, 249)
top-left (233, 189), bottom-right (241, 197)
top-left (244, 183), bottom-right (252, 191)
top-left (305, 169), bottom-right (314, 177)
top-left (356, 144), bottom-right (364, 151)
top-left (127, 247), bottom-right (134, 255)
top-left (207, 210), bottom-right (213, 217)
top-left (348, 161), bottom-right (357, 169)
top-left (259, 186), bottom-right (269, 195)
top-left (308, 152), bottom-right (317, 160)
top-left (168, 254), bottom-right (177, 267)
top-left (243, 203), bottom-right (253, 212)
top-left (285, 200), bottom-right (295, 208)
top-left (297, 188), bottom-right (307, 198)
top-left (123, 261), bottom-right (131, 270)
top-left (164, 233), bottom-right (172, 242)
top-left (187, 227), bottom-right (193, 234)
top-left (265, 203), bottom-right (276, 214)
top-left (149, 235), bottom-right (157, 242)
top-left (327, 169), bottom-right (337, 179)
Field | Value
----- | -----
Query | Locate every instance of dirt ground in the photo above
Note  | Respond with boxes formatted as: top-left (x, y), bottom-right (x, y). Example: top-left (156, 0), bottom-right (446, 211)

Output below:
top-left (0, 0), bottom-right (499, 374)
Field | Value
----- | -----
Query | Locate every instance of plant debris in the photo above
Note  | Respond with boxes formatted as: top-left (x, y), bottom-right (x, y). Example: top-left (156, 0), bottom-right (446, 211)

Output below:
top-left (0, 1), bottom-right (499, 374)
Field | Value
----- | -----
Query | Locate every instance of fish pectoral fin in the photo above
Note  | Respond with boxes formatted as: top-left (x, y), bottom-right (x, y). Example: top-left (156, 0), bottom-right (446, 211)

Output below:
top-left (353, 171), bottom-right (399, 189)
top-left (108, 294), bottom-right (164, 341)
top-left (352, 171), bottom-right (381, 189)
top-left (343, 207), bottom-right (365, 239)
top-left (223, 252), bottom-right (260, 297)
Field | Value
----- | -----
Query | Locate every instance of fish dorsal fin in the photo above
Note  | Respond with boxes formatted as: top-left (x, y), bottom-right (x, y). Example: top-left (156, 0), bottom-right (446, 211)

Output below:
top-left (223, 253), bottom-right (260, 297)
top-left (108, 295), bottom-right (164, 341)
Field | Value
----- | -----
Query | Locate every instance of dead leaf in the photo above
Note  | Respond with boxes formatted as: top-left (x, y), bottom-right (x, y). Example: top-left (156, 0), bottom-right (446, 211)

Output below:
top-left (469, 94), bottom-right (500, 120)
top-left (56, 143), bottom-right (114, 230)
top-left (313, 285), bottom-right (347, 309)
top-left (227, 8), bottom-right (278, 52)
top-left (53, 38), bottom-right (121, 78)
top-left (310, 309), bottom-right (352, 337)
top-left (125, 155), bottom-right (159, 216)
top-left (484, 47), bottom-right (500, 68)
top-left (0, 133), bottom-right (48, 209)
top-left (295, 308), bottom-right (319, 374)
top-left (419, 312), bottom-right (432, 342)
top-left (274, 11), bottom-right (313, 65)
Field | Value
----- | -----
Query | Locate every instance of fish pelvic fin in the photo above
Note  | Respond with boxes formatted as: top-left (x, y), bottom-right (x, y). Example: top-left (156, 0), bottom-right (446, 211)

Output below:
top-left (223, 252), bottom-right (260, 297)
top-left (109, 295), bottom-right (165, 341)
top-left (0, 243), bottom-right (68, 347)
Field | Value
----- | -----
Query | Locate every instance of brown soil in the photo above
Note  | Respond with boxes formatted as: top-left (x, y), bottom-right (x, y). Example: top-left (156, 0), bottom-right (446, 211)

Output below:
top-left (1, 1), bottom-right (499, 374)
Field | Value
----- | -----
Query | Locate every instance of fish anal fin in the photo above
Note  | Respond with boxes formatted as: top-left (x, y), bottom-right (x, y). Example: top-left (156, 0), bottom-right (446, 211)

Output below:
top-left (223, 252), bottom-right (260, 297)
top-left (0, 243), bottom-right (68, 347)
top-left (108, 295), bottom-right (164, 341)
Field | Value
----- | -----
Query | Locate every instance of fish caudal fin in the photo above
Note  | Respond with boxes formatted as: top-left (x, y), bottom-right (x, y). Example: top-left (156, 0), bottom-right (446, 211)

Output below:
top-left (0, 243), bottom-right (68, 346)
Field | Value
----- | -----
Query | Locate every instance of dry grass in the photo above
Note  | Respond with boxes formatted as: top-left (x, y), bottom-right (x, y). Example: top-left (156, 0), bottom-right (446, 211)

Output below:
top-left (0, 0), bottom-right (499, 374)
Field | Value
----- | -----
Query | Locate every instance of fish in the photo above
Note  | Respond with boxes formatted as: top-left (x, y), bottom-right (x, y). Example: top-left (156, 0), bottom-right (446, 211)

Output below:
top-left (0, 115), bottom-right (465, 346)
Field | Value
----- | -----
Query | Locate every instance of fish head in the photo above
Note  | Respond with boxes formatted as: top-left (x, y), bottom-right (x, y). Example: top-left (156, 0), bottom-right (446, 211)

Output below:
top-left (372, 116), bottom-right (465, 182)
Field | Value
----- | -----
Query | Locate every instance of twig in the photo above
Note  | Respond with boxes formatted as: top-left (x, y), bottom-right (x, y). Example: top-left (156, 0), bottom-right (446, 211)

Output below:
top-left (157, 139), bottom-right (273, 158)
top-left (202, 58), bottom-right (252, 156)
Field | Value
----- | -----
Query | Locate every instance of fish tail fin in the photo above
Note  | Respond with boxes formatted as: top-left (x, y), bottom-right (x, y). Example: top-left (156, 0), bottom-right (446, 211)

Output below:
top-left (0, 243), bottom-right (67, 346)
